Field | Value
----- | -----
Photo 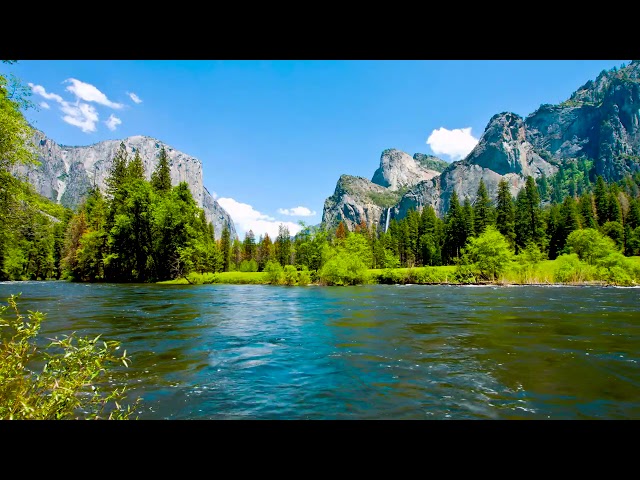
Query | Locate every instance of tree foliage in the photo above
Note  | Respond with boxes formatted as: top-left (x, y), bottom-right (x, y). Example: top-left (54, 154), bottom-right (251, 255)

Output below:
top-left (0, 295), bottom-right (140, 419)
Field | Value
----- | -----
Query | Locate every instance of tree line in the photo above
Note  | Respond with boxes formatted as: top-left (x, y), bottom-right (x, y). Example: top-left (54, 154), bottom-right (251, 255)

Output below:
top-left (2, 62), bottom-right (640, 283)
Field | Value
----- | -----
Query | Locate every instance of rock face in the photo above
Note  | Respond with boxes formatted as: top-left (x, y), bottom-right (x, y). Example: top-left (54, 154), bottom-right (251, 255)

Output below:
top-left (371, 148), bottom-right (442, 190)
top-left (322, 175), bottom-right (392, 230)
top-left (525, 61), bottom-right (640, 181)
top-left (323, 60), bottom-right (640, 228)
top-left (13, 129), bottom-right (236, 239)
top-left (322, 150), bottom-right (446, 231)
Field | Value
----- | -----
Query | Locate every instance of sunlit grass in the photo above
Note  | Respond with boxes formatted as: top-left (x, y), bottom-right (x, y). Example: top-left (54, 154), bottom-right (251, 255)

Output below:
top-left (158, 271), bottom-right (268, 285)
top-left (157, 257), bottom-right (640, 286)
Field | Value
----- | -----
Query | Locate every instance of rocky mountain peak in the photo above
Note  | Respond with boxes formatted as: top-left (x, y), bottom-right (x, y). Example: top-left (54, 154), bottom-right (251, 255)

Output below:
top-left (462, 111), bottom-right (552, 178)
top-left (412, 153), bottom-right (448, 173)
top-left (371, 148), bottom-right (441, 190)
top-left (13, 129), bottom-right (236, 239)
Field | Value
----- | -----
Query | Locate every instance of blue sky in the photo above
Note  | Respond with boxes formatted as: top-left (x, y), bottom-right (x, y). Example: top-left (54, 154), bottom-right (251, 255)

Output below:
top-left (2, 60), bottom-right (629, 238)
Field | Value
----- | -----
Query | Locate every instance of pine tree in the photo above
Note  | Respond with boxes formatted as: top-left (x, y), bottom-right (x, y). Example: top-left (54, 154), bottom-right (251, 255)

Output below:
top-left (473, 179), bottom-right (494, 235)
top-left (515, 176), bottom-right (545, 251)
top-left (127, 150), bottom-right (145, 181)
top-left (231, 237), bottom-right (242, 270)
top-left (243, 229), bottom-right (256, 261)
top-left (546, 204), bottom-right (563, 260)
top-left (258, 233), bottom-right (273, 270)
top-left (537, 173), bottom-right (550, 201)
top-left (405, 209), bottom-right (420, 266)
top-left (495, 179), bottom-right (515, 248)
top-left (608, 187), bottom-right (622, 224)
top-left (577, 193), bottom-right (597, 229)
top-left (444, 191), bottom-right (467, 261)
top-left (594, 175), bottom-right (609, 225)
top-left (462, 197), bottom-right (474, 240)
top-left (105, 142), bottom-right (129, 198)
top-left (151, 146), bottom-right (172, 194)
top-left (559, 195), bottom-right (580, 252)
top-left (275, 224), bottom-right (291, 266)
top-left (419, 205), bottom-right (437, 237)
top-left (626, 198), bottom-right (640, 230)
top-left (220, 226), bottom-right (231, 272)
top-left (335, 221), bottom-right (348, 241)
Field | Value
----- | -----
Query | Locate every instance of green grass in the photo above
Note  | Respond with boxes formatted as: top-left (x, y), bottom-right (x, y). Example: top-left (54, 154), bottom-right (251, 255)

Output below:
top-left (158, 271), bottom-right (268, 285)
top-left (157, 257), bottom-right (640, 286)
top-left (500, 259), bottom-right (557, 284)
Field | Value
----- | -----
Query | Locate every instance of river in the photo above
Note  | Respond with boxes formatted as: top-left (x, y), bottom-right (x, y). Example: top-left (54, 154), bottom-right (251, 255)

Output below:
top-left (0, 281), bottom-right (638, 419)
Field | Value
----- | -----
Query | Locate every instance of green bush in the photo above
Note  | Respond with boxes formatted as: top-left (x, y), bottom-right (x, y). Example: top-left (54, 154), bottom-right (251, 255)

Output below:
top-left (566, 228), bottom-right (617, 264)
top-left (453, 262), bottom-right (477, 284)
top-left (596, 252), bottom-right (638, 286)
top-left (553, 253), bottom-right (595, 283)
top-left (0, 295), bottom-right (139, 420)
top-left (297, 267), bottom-right (312, 285)
top-left (318, 251), bottom-right (369, 286)
top-left (283, 265), bottom-right (298, 285)
top-left (462, 226), bottom-right (514, 280)
top-left (264, 260), bottom-right (283, 285)
top-left (414, 267), bottom-right (450, 284)
top-left (376, 268), bottom-right (406, 284)
top-left (238, 259), bottom-right (259, 272)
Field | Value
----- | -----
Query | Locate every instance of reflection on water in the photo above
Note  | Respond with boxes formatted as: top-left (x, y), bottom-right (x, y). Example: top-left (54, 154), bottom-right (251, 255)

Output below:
top-left (0, 281), bottom-right (638, 419)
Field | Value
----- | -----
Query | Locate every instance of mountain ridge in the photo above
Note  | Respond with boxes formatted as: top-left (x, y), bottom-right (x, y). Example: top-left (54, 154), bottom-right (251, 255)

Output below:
top-left (12, 129), bottom-right (237, 239)
top-left (322, 60), bottom-right (640, 230)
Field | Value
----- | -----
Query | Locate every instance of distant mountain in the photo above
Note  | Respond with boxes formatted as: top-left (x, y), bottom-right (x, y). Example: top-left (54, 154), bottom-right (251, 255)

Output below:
top-left (322, 149), bottom-right (446, 230)
top-left (12, 129), bottom-right (236, 239)
top-left (322, 60), bottom-right (640, 230)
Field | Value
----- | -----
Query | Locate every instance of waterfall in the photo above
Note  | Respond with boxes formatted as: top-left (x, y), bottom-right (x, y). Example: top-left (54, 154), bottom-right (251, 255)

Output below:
top-left (384, 207), bottom-right (391, 233)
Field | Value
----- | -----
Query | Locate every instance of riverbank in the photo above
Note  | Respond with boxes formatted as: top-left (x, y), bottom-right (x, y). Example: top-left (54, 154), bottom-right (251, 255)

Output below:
top-left (157, 257), bottom-right (640, 287)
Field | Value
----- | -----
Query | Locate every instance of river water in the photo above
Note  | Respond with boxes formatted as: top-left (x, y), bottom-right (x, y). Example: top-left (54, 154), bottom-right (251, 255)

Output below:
top-left (0, 281), bottom-right (638, 419)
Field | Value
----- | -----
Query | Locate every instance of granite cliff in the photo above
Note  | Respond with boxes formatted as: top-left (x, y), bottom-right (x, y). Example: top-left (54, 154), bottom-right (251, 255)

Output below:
top-left (13, 129), bottom-right (236, 239)
top-left (322, 149), bottom-right (446, 230)
top-left (323, 60), bottom-right (640, 229)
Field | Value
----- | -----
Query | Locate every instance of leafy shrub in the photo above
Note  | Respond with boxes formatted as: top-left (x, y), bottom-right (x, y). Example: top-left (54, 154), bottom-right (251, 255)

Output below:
top-left (414, 267), bottom-right (450, 284)
top-left (238, 259), bottom-right (258, 272)
top-left (297, 267), bottom-right (312, 285)
top-left (264, 260), bottom-right (283, 285)
top-left (595, 252), bottom-right (638, 286)
top-left (553, 253), bottom-right (595, 283)
top-left (318, 252), bottom-right (369, 286)
top-left (453, 262), bottom-right (476, 284)
top-left (0, 295), bottom-right (139, 420)
top-left (565, 228), bottom-right (617, 264)
top-left (462, 226), bottom-right (513, 280)
top-left (376, 268), bottom-right (406, 284)
top-left (283, 265), bottom-right (298, 285)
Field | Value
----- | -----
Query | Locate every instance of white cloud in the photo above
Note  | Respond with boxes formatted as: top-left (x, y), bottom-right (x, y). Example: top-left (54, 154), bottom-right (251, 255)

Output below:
top-left (105, 114), bottom-right (122, 131)
top-left (64, 78), bottom-right (123, 109)
top-left (29, 81), bottom-right (126, 134)
top-left (29, 83), bottom-right (64, 103)
top-left (127, 91), bottom-right (142, 104)
top-left (217, 197), bottom-right (303, 239)
top-left (426, 127), bottom-right (479, 161)
top-left (61, 102), bottom-right (99, 133)
top-left (277, 206), bottom-right (317, 217)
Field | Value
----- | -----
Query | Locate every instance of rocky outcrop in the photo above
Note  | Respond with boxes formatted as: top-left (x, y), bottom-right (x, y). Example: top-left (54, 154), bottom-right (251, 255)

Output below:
top-left (13, 129), bottom-right (236, 239)
top-left (371, 148), bottom-right (441, 190)
top-left (322, 175), bottom-right (397, 231)
top-left (463, 112), bottom-right (555, 177)
top-left (322, 149), bottom-right (448, 231)
top-left (323, 60), bottom-right (640, 227)
top-left (412, 153), bottom-right (448, 173)
top-left (525, 60), bottom-right (640, 181)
